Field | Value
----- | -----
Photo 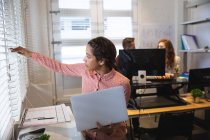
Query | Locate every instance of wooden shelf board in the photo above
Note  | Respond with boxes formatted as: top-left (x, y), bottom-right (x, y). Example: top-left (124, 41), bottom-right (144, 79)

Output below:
top-left (186, 0), bottom-right (210, 8)
top-left (181, 18), bottom-right (210, 25)
top-left (179, 49), bottom-right (210, 53)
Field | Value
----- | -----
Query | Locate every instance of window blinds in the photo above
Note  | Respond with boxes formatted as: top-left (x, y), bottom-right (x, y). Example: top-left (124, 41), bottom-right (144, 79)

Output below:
top-left (0, 0), bottom-right (27, 139)
top-left (0, 0), bottom-right (13, 139)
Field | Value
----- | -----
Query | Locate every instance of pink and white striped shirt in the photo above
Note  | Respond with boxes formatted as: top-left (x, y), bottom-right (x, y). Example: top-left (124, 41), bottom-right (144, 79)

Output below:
top-left (31, 52), bottom-right (131, 103)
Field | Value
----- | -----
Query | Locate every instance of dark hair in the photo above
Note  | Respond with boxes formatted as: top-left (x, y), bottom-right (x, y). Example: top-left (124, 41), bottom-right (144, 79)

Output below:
top-left (122, 37), bottom-right (135, 49)
top-left (88, 36), bottom-right (116, 70)
top-left (157, 39), bottom-right (175, 69)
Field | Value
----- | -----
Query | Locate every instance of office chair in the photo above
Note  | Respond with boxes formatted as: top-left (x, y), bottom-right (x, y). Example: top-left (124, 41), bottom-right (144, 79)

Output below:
top-left (156, 111), bottom-right (194, 140)
top-left (141, 111), bottom-right (194, 140)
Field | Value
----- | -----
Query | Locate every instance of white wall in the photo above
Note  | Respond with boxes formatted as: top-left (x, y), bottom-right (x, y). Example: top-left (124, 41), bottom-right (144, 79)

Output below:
top-left (137, 0), bottom-right (176, 49)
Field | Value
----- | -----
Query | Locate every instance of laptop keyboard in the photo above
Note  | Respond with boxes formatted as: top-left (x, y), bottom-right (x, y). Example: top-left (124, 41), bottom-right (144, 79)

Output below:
top-left (147, 78), bottom-right (173, 82)
top-left (146, 76), bottom-right (174, 82)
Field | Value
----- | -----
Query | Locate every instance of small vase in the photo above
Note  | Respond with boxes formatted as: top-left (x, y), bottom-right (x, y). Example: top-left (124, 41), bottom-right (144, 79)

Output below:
top-left (174, 72), bottom-right (179, 79)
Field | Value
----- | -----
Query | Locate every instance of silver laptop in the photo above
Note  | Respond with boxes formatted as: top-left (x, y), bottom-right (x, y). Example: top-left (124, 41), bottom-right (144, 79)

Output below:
top-left (70, 86), bottom-right (128, 131)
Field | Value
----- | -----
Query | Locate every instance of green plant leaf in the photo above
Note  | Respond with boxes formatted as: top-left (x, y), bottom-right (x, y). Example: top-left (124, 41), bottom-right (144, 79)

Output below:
top-left (39, 134), bottom-right (50, 140)
top-left (191, 88), bottom-right (203, 97)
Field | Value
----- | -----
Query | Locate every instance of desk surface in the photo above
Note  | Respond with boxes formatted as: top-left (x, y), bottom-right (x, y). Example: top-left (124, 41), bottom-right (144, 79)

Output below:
top-left (128, 94), bottom-right (210, 117)
top-left (18, 107), bottom-right (85, 140)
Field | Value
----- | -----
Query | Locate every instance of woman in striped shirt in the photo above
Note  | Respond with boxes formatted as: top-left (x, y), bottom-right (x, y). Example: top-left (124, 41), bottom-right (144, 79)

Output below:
top-left (11, 36), bottom-right (131, 140)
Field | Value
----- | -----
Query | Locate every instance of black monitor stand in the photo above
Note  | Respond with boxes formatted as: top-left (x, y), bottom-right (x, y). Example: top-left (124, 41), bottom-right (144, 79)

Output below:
top-left (133, 80), bottom-right (188, 109)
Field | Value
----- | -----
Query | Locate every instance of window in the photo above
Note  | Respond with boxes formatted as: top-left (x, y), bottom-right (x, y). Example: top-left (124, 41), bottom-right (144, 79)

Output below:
top-left (104, 17), bottom-right (132, 38)
top-left (60, 17), bottom-right (91, 39)
top-left (103, 0), bottom-right (131, 10)
top-left (61, 46), bottom-right (85, 64)
top-left (59, 0), bottom-right (89, 9)
top-left (57, 0), bottom-right (135, 63)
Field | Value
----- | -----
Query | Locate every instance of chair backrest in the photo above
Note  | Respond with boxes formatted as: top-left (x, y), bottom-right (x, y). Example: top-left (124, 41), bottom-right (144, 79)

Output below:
top-left (156, 111), bottom-right (194, 140)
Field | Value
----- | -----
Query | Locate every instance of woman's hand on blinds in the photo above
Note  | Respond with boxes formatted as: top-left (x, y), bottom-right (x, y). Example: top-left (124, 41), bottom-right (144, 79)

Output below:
top-left (10, 46), bottom-right (32, 58)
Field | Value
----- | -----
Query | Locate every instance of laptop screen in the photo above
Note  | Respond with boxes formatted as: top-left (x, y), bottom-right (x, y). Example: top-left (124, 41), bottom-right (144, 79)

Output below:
top-left (70, 86), bottom-right (128, 131)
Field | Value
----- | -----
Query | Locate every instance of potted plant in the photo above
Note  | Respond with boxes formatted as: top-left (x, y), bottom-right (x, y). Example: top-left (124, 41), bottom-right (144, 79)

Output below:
top-left (39, 134), bottom-right (50, 140)
top-left (191, 88), bottom-right (203, 103)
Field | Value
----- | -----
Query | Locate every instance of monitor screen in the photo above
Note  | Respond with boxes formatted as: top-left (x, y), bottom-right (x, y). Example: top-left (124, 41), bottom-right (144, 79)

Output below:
top-left (188, 68), bottom-right (210, 91)
top-left (117, 49), bottom-right (166, 80)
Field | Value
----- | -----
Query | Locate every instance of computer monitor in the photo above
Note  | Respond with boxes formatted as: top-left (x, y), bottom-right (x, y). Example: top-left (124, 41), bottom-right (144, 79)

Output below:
top-left (188, 68), bottom-right (210, 91)
top-left (117, 49), bottom-right (166, 80)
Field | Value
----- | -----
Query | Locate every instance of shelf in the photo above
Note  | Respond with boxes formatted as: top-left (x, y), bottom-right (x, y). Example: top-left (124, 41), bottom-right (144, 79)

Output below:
top-left (179, 49), bottom-right (210, 53)
top-left (181, 18), bottom-right (210, 25)
top-left (186, 0), bottom-right (210, 8)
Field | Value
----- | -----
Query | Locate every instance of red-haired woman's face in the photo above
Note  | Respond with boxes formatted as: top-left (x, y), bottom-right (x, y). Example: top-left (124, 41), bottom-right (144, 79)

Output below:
top-left (158, 42), bottom-right (166, 49)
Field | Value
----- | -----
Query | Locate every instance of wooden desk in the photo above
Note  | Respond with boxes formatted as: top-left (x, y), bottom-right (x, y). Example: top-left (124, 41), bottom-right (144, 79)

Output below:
top-left (128, 94), bottom-right (210, 117)
top-left (127, 94), bottom-right (210, 140)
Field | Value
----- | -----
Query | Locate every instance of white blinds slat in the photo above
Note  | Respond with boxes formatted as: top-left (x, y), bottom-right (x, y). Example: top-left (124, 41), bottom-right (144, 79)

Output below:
top-left (0, 82), bottom-right (8, 94)
top-left (0, 108), bottom-right (12, 138)
top-left (0, 88), bottom-right (9, 110)
top-left (0, 91), bottom-right (10, 128)
top-left (0, 46), bottom-right (5, 52)
top-left (0, 53), bottom-right (6, 60)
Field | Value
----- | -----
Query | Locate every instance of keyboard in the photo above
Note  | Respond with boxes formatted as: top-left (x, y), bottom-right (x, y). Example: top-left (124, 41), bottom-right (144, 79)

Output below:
top-left (146, 76), bottom-right (157, 79)
top-left (146, 75), bottom-right (173, 80)
top-left (147, 78), bottom-right (173, 82)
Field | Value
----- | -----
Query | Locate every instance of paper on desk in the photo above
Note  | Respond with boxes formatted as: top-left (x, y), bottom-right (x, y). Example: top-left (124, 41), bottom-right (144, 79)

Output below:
top-left (21, 104), bottom-right (72, 127)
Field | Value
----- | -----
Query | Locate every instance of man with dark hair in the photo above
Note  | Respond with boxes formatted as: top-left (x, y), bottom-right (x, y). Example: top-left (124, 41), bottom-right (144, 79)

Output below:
top-left (122, 37), bottom-right (135, 49)
top-left (116, 37), bottom-right (135, 67)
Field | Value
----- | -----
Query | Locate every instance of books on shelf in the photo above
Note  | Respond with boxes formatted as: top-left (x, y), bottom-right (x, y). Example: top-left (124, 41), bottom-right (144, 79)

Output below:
top-left (181, 34), bottom-right (199, 50)
top-left (19, 104), bottom-right (72, 128)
